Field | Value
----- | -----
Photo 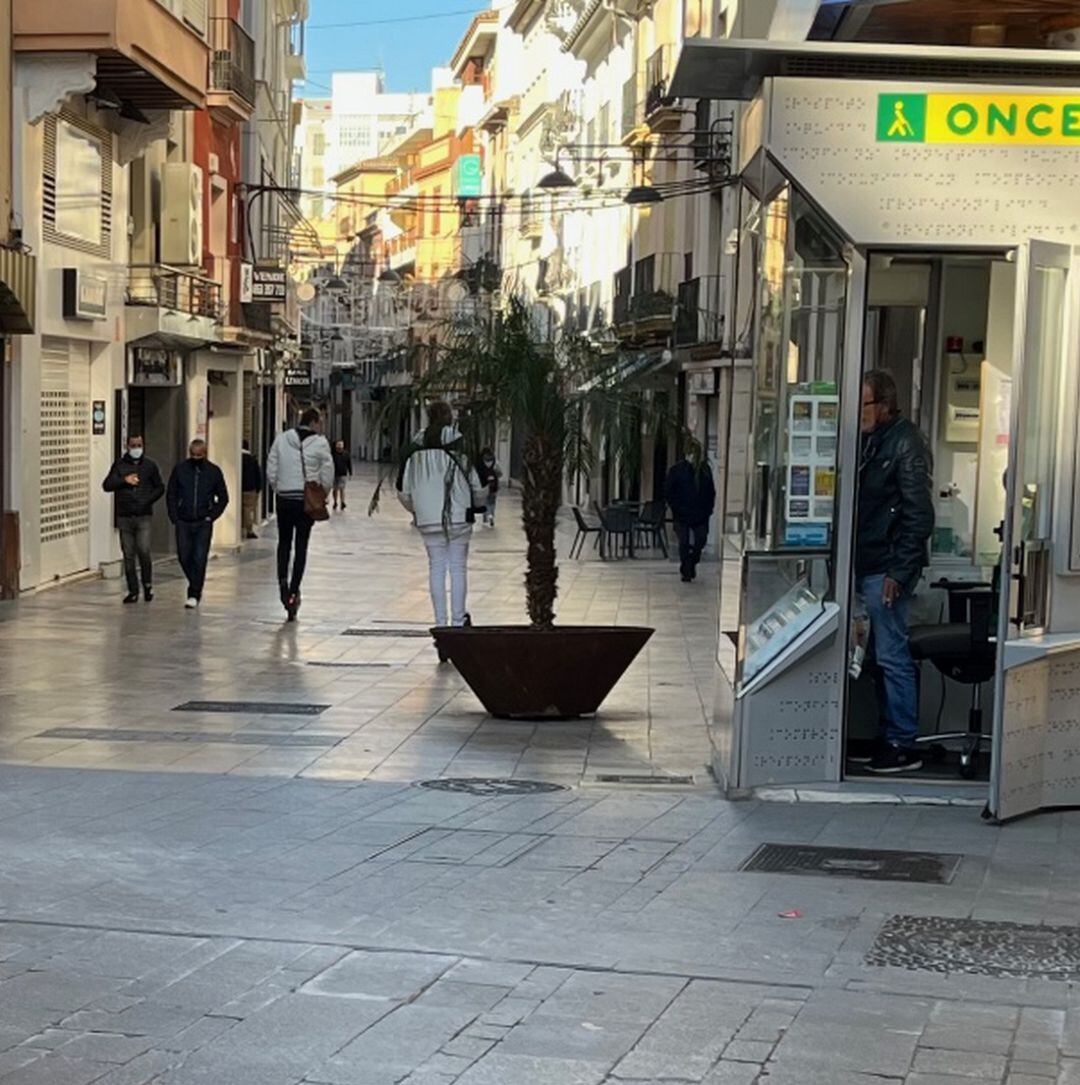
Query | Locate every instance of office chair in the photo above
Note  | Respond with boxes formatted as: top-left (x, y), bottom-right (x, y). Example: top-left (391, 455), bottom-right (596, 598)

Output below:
top-left (909, 579), bottom-right (996, 780)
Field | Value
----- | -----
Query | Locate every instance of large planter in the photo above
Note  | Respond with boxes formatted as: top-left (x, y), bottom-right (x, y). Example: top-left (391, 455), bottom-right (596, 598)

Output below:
top-left (432, 625), bottom-right (653, 719)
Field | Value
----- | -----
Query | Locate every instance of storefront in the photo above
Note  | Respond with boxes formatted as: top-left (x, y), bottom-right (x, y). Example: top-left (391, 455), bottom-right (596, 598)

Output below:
top-left (673, 42), bottom-right (1080, 819)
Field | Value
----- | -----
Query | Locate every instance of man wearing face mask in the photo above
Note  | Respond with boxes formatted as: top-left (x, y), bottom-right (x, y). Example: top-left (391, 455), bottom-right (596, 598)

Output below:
top-left (102, 435), bottom-right (165, 604)
top-left (166, 439), bottom-right (229, 609)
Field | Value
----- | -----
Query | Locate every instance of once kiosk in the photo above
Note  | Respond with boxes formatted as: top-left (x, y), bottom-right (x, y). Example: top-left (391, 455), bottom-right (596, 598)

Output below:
top-left (672, 40), bottom-right (1080, 820)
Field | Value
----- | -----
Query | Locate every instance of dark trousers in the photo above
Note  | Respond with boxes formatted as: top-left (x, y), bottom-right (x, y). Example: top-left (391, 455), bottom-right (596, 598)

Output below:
top-left (675, 520), bottom-right (709, 580)
top-left (277, 499), bottom-right (313, 594)
top-left (118, 515), bottom-right (153, 594)
top-left (176, 521), bottom-right (213, 600)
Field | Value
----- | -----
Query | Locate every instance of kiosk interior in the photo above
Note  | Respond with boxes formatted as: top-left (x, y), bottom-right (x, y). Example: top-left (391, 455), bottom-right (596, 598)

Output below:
top-left (703, 67), bottom-right (1080, 820)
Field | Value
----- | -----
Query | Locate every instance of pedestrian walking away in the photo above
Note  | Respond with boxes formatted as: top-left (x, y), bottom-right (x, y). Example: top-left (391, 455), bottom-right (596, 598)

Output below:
top-left (398, 402), bottom-right (487, 659)
top-left (166, 439), bottom-right (229, 609)
top-left (665, 439), bottom-right (716, 583)
top-left (241, 440), bottom-right (263, 539)
top-left (476, 448), bottom-right (503, 527)
top-left (102, 434), bottom-right (165, 603)
top-left (266, 407), bottom-right (334, 621)
top-left (331, 439), bottom-right (352, 511)
top-left (855, 368), bottom-right (934, 775)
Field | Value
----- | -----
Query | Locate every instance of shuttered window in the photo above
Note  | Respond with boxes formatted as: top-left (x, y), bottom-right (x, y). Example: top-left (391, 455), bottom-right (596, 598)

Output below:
top-left (43, 112), bottom-right (112, 259)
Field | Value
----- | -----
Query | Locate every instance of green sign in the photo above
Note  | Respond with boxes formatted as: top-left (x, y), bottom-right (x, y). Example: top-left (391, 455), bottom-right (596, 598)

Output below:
top-left (454, 153), bottom-right (483, 197)
top-left (877, 94), bottom-right (927, 142)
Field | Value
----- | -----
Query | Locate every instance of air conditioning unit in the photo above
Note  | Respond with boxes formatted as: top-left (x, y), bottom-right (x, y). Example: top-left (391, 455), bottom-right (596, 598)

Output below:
top-left (161, 162), bottom-right (204, 267)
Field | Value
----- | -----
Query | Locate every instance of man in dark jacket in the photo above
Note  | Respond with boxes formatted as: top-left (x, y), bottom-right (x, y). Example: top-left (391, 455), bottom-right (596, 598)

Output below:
top-left (102, 435), bottom-right (165, 603)
top-left (665, 441), bottom-right (717, 582)
top-left (166, 439), bottom-right (229, 609)
top-left (856, 369), bottom-right (934, 774)
top-left (331, 439), bottom-right (352, 511)
top-left (241, 440), bottom-right (263, 540)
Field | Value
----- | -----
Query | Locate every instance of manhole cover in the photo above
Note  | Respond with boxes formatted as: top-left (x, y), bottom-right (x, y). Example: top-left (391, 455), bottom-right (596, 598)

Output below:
top-left (417, 778), bottom-right (570, 796)
top-left (173, 700), bottom-right (330, 715)
top-left (343, 628), bottom-right (431, 638)
top-left (740, 843), bottom-right (960, 885)
top-left (868, 915), bottom-right (1080, 980)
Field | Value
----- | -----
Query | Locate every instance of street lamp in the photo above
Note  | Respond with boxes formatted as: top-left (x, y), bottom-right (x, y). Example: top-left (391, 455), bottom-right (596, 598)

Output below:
top-left (538, 164), bottom-right (576, 189)
top-left (625, 184), bottom-right (663, 205)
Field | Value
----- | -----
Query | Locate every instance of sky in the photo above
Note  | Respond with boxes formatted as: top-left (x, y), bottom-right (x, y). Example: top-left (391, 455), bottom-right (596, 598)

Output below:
top-left (301, 1), bottom-right (487, 97)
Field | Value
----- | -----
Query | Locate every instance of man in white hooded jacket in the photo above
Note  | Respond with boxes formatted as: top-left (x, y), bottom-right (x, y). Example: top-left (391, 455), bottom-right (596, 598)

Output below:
top-left (398, 403), bottom-right (487, 637)
top-left (266, 407), bottom-right (335, 619)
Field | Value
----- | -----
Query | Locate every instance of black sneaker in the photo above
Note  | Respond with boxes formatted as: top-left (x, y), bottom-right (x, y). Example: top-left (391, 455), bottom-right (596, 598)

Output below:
top-left (867, 745), bottom-right (923, 774)
top-left (462, 613), bottom-right (472, 627)
top-left (143, 587), bottom-right (154, 603)
top-left (848, 737), bottom-right (887, 765)
top-left (123, 592), bottom-right (139, 604)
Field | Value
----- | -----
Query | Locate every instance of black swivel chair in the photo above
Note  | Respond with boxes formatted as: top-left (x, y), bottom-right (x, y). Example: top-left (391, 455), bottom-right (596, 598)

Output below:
top-left (908, 579), bottom-right (996, 780)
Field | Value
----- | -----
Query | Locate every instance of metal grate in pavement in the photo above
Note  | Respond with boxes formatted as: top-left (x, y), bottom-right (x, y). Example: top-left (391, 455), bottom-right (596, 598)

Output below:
top-left (594, 774), bottom-right (695, 786)
top-left (417, 778), bottom-right (570, 796)
top-left (37, 727), bottom-right (340, 747)
top-left (740, 843), bottom-right (961, 885)
top-left (868, 914), bottom-right (1080, 980)
top-left (344, 628), bottom-right (431, 638)
top-left (173, 700), bottom-right (330, 715)
top-left (305, 661), bottom-right (395, 669)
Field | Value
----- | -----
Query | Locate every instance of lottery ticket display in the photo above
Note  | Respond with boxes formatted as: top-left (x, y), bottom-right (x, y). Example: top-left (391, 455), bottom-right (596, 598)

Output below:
top-left (785, 392), bottom-right (839, 547)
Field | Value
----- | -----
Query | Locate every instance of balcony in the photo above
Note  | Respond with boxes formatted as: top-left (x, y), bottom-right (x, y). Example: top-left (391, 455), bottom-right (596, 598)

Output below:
top-left (675, 276), bottom-right (726, 347)
top-left (643, 45), bottom-right (680, 132)
top-left (126, 264), bottom-right (222, 347)
top-left (208, 17), bottom-right (255, 122)
top-left (614, 253), bottom-right (680, 339)
top-left (14, 0), bottom-right (210, 109)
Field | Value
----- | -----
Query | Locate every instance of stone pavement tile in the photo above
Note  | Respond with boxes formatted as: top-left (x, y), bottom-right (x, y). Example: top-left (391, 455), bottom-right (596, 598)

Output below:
top-left (497, 1013), bottom-right (644, 1064)
top-left (440, 1034), bottom-right (495, 1060)
top-left (756, 1066), bottom-right (901, 1084)
top-left (770, 1023), bottom-right (916, 1078)
top-left (479, 996), bottom-right (541, 1027)
top-left (442, 959), bottom-right (534, 989)
top-left (918, 1026), bottom-right (1015, 1055)
top-left (531, 971), bottom-right (685, 1027)
top-left (1061, 1058), bottom-right (1080, 1083)
top-left (301, 950), bottom-right (458, 1000)
top-left (18, 1027), bottom-right (81, 1051)
top-left (452, 1053), bottom-right (608, 1084)
top-left (911, 1048), bottom-right (1009, 1078)
top-left (1010, 1041), bottom-right (1060, 1064)
top-left (49, 1031), bottom-right (153, 1064)
top-left (931, 1003), bottom-right (1021, 1031)
top-left (722, 1039), bottom-right (774, 1062)
top-left (89, 1050), bottom-right (183, 1085)
top-left (1005, 1075), bottom-right (1056, 1085)
top-left (1008, 1061), bottom-right (1056, 1076)
top-left (0, 1053), bottom-right (113, 1084)
top-left (162, 1014), bottom-right (240, 1052)
top-left (415, 979), bottom-right (510, 1013)
top-left (698, 1062), bottom-right (761, 1085)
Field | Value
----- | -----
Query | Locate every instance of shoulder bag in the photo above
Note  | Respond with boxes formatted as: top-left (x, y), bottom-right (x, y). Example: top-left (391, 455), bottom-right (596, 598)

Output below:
top-left (300, 438), bottom-right (329, 522)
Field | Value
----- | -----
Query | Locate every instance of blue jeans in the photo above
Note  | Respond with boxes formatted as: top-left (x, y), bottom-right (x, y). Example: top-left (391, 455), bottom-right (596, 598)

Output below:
top-left (858, 573), bottom-right (919, 748)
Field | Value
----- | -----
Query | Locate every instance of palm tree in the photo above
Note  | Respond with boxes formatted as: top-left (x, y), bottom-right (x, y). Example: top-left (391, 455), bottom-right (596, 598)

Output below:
top-left (371, 297), bottom-right (670, 631)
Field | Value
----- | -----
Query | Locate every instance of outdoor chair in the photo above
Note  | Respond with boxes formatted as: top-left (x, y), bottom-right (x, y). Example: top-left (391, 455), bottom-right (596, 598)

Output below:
top-left (597, 504), bottom-right (636, 559)
top-left (635, 500), bottom-right (669, 557)
top-left (569, 506), bottom-right (602, 558)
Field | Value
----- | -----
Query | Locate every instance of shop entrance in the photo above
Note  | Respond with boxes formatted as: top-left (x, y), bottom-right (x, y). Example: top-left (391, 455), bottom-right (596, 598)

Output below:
top-left (846, 251), bottom-right (1012, 783)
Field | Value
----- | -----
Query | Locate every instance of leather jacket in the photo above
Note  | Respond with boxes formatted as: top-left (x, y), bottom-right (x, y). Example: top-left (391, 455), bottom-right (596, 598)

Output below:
top-left (856, 416), bottom-right (934, 593)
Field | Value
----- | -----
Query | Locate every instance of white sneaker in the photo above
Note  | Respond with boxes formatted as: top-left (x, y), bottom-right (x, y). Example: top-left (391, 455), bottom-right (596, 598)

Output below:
top-left (185, 597), bottom-right (198, 609)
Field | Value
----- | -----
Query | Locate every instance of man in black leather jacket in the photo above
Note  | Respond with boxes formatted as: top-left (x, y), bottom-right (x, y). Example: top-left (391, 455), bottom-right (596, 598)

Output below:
top-left (102, 435), bottom-right (165, 604)
top-left (856, 369), bottom-right (934, 774)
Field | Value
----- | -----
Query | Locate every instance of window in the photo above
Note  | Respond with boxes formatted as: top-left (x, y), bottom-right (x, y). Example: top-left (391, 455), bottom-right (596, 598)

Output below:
top-left (684, 0), bottom-right (704, 38)
top-left (312, 131), bottom-right (326, 156)
top-left (44, 114), bottom-right (112, 257)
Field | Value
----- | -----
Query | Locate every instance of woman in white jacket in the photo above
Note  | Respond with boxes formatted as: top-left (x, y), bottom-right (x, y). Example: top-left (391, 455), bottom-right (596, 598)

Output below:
top-left (266, 407), bottom-right (335, 620)
top-left (398, 402), bottom-right (487, 645)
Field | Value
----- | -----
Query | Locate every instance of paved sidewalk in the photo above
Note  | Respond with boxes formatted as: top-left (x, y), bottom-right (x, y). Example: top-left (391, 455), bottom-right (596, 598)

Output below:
top-left (0, 470), bottom-right (714, 785)
top-left (2, 471), bottom-right (1080, 1084)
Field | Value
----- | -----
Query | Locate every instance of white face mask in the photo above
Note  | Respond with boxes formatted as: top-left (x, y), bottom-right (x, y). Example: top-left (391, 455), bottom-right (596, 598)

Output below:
top-left (129, 448), bottom-right (144, 461)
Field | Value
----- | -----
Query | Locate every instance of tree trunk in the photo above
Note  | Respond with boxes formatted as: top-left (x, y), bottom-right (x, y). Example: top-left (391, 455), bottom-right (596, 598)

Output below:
top-left (521, 434), bottom-right (562, 630)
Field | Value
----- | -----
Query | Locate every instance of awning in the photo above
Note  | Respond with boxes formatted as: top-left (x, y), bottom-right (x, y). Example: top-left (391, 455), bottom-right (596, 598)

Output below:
top-left (670, 37), bottom-right (1080, 102)
top-left (576, 350), bottom-right (672, 394)
top-left (0, 246), bottom-right (36, 335)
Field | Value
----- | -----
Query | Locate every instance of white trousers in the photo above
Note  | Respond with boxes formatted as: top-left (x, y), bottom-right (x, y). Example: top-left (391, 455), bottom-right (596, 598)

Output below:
top-left (421, 526), bottom-right (472, 627)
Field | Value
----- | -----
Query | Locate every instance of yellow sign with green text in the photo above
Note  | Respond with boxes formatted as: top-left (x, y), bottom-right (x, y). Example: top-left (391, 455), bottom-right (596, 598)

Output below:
top-left (877, 93), bottom-right (1080, 145)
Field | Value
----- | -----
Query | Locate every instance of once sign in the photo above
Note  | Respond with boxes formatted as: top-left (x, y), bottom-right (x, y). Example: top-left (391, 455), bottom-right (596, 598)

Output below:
top-left (877, 93), bottom-right (1080, 145)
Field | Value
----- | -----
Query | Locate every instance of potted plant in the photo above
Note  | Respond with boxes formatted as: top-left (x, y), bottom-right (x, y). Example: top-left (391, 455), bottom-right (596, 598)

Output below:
top-left (370, 298), bottom-right (666, 719)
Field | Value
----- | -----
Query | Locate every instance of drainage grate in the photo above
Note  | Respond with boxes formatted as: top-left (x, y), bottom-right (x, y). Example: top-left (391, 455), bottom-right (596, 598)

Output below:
top-left (417, 778), bottom-right (570, 796)
top-left (173, 701), bottom-right (330, 715)
top-left (344, 628), bottom-right (431, 638)
top-left (740, 843), bottom-right (960, 885)
top-left (595, 774), bottom-right (695, 786)
top-left (37, 727), bottom-right (339, 748)
top-left (868, 915), bottom-right (1080, 981)
top-left (305, 661), bottom-right (395, 669)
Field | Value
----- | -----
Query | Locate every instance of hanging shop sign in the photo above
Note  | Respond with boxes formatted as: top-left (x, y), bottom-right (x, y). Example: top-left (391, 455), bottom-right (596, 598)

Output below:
top-left (239, 261), bottom-right (254, 304)
top-left (453, 153), bottom-right (483, 198)
top-left (129, 347), bottom-right (181, 387)
top-left (688, 369), bottom-right (718, 396)
top-left (251, 265), bottom-right (287, 303)
top-left (62, 268), bottom-right (108, 321)
top-left (92, 400), bottom-right (106, 436)
top-left (283, 363), bottom-right (312, 387)
top-left (877, 93), bottom-right (1080, 146)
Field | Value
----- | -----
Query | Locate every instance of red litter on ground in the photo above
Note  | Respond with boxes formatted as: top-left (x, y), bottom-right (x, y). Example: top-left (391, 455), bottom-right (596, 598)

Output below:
top-left (778, 909), bottom-right (803, 919)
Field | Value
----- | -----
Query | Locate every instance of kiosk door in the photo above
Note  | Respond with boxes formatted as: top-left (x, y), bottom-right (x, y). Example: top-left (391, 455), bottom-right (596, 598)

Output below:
top-left (990, 240), bottom-right (1080, 821)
